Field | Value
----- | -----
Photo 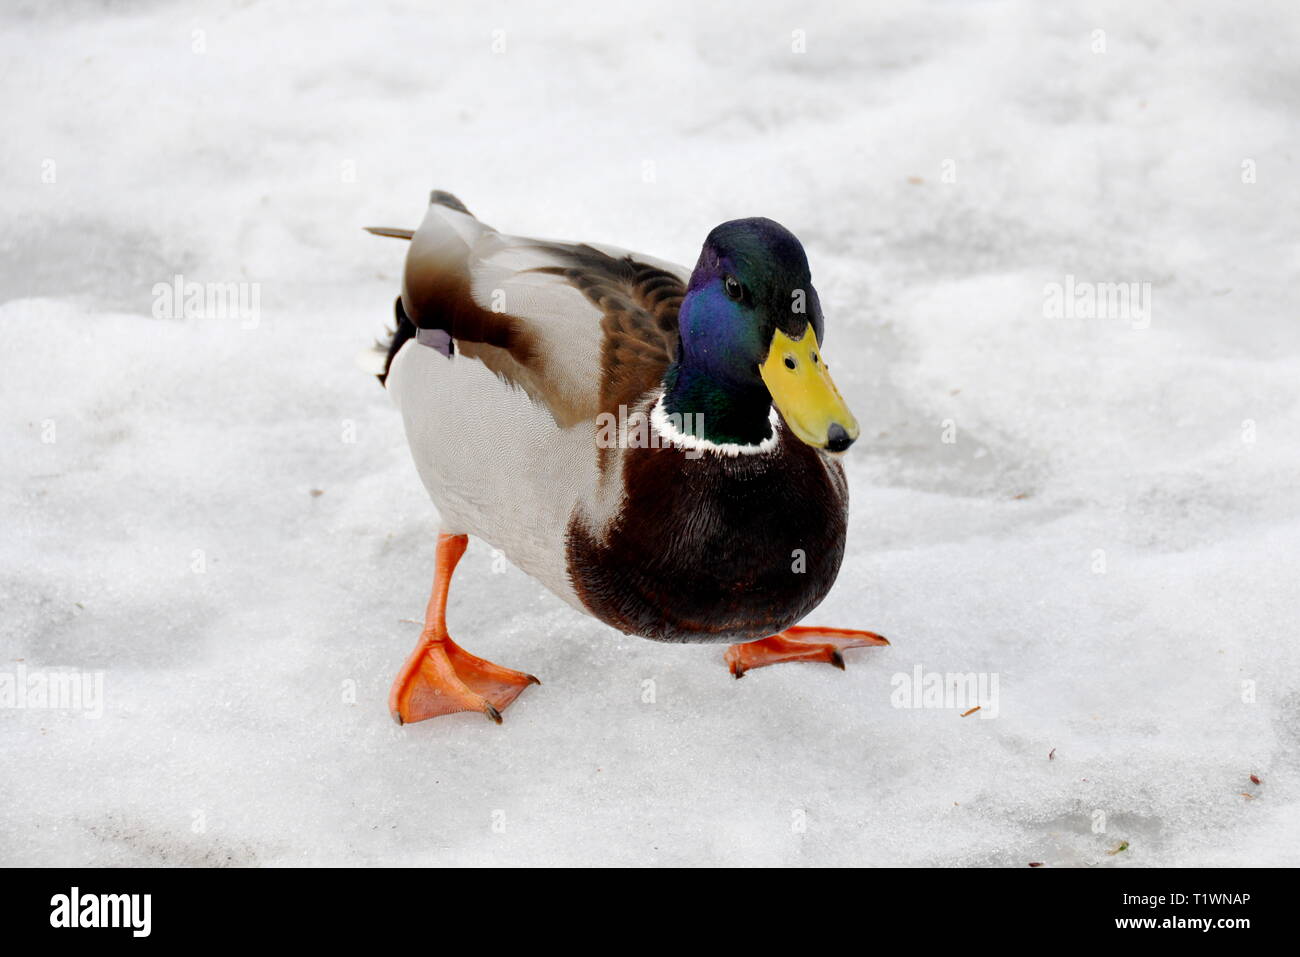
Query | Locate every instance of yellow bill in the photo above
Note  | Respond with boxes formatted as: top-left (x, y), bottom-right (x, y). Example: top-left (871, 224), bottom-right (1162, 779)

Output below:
top-left (759, 327), bottom-right (860, 452)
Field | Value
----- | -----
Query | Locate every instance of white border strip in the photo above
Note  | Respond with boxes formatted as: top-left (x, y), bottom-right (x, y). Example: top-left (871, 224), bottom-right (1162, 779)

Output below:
top-left (649, 392), bottom-right (781, 457)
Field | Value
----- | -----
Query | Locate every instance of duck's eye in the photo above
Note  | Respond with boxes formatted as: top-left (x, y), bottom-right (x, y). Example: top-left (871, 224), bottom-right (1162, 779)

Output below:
top-left (784, 356), bottom-right (797, 370)
top-left (724, 275), bottom-right (744, 301)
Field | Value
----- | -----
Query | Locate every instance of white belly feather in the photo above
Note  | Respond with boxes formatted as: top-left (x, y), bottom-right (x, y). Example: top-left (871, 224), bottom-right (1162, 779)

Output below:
top-left (386, 338), bottom-right (596, 610)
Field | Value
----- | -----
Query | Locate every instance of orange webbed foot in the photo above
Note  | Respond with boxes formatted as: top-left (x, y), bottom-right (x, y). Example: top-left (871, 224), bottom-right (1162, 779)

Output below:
top-left (724, 625), bottom-right (889, 679)
top-left (389, 531), bottom-right (539, 726)
top-left (389, 636), bottom-right (540, 725)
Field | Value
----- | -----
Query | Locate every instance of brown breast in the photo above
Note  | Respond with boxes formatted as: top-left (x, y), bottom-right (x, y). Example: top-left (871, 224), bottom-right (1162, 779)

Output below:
top-left (565, 428), bottom-right (848, 644)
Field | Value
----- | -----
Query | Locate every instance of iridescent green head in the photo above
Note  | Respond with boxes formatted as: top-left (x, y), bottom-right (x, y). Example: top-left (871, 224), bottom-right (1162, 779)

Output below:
top-left (665, 218), bottom-right (858, 451)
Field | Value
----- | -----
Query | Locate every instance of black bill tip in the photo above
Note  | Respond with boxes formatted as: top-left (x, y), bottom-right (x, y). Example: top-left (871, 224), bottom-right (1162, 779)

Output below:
top-left (826, 423), bottom-right (854, 453)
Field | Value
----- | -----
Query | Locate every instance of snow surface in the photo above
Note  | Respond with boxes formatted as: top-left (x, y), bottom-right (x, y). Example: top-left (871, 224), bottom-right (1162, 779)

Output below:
top-left (3, 0), bottom-right (1299, 867)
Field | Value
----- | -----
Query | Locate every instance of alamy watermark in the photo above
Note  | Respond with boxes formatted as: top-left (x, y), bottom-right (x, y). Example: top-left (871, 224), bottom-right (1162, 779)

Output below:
top-left (50, 887), bottom-right (150, 937)
top-left (152, 274), bottom-right (261, 329)
top-left (890, 664), bottom-right (1000, 718)
top-left (0, 664), bottom-right (104, 718)
top-left (597, 404), bottom-right (705, 459)
top-left (1043, 275), bottom-right (1151, 330)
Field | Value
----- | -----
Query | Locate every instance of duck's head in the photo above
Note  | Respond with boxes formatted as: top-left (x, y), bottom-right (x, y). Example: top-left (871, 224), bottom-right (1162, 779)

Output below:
top-left (668, 218), bottom-right (860, 452)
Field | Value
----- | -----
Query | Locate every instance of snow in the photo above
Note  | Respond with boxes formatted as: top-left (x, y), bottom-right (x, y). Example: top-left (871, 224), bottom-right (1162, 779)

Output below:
top-left (3, 0), bottom-right (1298, 866)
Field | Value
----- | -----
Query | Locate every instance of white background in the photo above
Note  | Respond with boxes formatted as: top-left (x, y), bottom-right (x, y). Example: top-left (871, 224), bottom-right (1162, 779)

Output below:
top-left (2, 0), bottom-right (1297, 865)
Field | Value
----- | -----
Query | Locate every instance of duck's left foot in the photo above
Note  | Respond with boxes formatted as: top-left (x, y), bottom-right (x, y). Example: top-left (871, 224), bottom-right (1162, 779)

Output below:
top-left (725, 626), bottom-right (889, 678)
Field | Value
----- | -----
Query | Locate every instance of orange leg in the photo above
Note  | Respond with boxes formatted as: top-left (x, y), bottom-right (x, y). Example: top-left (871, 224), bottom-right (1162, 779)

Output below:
top-left (388, 532), bottom-right (540, 725)
top-left (724, 625), bottom-right (889, 679)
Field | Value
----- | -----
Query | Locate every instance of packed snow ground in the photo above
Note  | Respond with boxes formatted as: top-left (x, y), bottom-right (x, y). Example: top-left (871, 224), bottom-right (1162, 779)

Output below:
top-left (2, 0), bottom-right (1298, 866)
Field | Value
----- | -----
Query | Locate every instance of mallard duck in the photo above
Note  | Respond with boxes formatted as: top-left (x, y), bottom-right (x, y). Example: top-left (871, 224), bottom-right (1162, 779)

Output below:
top-left (366, 191), bottom-right (888, 725)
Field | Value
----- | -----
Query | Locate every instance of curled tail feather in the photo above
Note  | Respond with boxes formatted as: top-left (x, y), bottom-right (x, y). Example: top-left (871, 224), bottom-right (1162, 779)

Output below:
top-left (364, 226), bottom-right (415, 240)
top-left (365, 191), bottom-right (476, 386)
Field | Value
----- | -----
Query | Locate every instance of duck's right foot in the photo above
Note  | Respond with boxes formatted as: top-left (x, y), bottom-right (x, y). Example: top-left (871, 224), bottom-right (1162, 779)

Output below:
top-left (388, 635), bottom-right (540, 725)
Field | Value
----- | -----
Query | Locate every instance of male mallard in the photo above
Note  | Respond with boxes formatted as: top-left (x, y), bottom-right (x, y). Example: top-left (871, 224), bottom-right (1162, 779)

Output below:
top-left (366, 191), bottom-right (888, 725)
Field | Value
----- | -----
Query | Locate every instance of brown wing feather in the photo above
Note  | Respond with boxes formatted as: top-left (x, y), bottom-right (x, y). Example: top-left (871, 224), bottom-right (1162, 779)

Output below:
top-left (397, 198), bottom-right (685, 429)
top-left (525, 243), bottom-right (684, 415)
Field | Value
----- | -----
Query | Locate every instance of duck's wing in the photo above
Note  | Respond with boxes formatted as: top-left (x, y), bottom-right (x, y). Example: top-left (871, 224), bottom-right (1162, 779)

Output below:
top-left (392, 196), bottom-right (688, 427)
